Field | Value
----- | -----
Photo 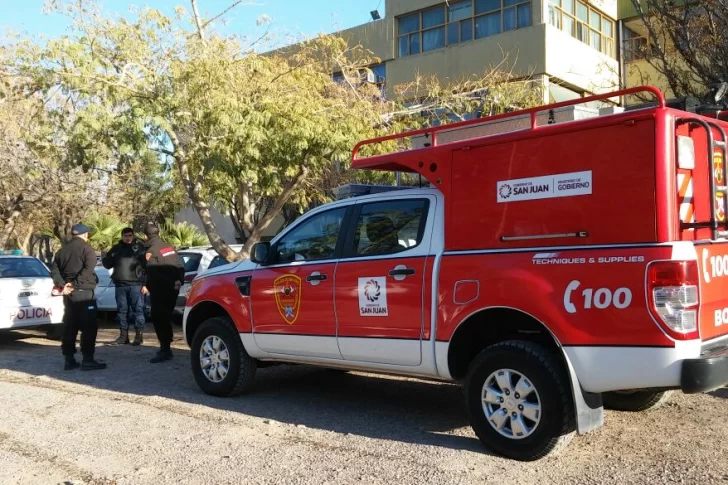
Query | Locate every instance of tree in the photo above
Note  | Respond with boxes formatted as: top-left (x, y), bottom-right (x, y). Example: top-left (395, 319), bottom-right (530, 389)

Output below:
top-left (627, 0), bottom-right (728, 102)
top-left (7, 0), bottom-right (543, 262)
top-left (86, 213), bottom-right (128, 253)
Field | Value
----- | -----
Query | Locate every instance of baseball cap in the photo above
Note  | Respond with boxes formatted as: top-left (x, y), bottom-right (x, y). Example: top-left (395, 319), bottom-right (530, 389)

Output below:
top-left (71, 223), bottom-right (90, 235)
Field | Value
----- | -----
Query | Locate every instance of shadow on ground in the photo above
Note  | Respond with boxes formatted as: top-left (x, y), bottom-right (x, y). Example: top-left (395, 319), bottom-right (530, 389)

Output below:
top-left (0, 323), bottom-right (485, 454)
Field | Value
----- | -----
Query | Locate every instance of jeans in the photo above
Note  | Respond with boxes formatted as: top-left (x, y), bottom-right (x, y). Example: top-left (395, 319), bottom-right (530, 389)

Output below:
top-left (115, 285), bottom-right (145, 330)
top-left (61, 289), bottom-right (98, 359)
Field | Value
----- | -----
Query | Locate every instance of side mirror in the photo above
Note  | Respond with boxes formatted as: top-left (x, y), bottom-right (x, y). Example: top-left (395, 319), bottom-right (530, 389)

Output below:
top-left (251, 242), bottom-right (271, 265)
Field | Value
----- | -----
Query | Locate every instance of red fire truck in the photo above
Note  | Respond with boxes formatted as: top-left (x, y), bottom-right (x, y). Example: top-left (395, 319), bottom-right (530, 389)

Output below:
top-left (182, 86), bottom-right (728, 461)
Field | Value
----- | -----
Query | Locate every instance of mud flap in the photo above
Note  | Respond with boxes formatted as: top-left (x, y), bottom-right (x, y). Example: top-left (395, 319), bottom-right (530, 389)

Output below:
top-left (562, 350), bottom-right (604, 434)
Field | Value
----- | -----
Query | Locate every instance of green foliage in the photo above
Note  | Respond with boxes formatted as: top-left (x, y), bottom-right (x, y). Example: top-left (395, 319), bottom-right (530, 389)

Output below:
top-left (86, 213), bottom-right (129, 253)
top-left (160, 221), bottom-right (209, 248)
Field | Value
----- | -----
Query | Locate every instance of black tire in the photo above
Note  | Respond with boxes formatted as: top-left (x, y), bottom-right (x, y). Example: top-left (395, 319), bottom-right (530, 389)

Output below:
top-left (602, 390), bottom-right (672, 412)
top-left (465, 340), bottom-right (575, 461)
top-left (190, 316), bottom-right (257, 397)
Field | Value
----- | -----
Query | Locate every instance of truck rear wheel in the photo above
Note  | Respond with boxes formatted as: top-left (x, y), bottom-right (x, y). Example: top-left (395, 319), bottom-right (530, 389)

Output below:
top-left (465, 340), bottom-right (575, 461)
top-left (190, 316), bottom-right (257, 397)
top-left (602, 390), bottom-right (672, 412)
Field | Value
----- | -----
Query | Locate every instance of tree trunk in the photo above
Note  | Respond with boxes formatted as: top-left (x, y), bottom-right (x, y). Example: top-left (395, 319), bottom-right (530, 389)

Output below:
top-left (174, 149), bottom-right (238, 262)
top-left (238, 165), bottom-right (309, 259)
top-left (20, 225), bottom-right (34, 254)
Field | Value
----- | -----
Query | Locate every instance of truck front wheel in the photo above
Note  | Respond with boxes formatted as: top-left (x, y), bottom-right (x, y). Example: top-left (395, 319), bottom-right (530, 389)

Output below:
top-left (465, 340), bottom-right (575, 461)
top-left (190, 316), bottom-right (257, 397)
top-left (602, 390), bottom-right (672, 412)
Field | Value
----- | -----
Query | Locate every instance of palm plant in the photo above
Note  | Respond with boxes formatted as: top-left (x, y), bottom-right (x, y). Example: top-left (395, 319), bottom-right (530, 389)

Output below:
top-left (160, 221), bottom-right (209, 248)
top-left (86, 214), bottom-right (129, 252)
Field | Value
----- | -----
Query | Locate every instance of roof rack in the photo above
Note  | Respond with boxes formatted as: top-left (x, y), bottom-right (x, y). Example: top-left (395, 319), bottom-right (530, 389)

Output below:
top-left (332, 183), bottom-right (417, 200)
top-left (351, 85), bottom-right (666, 163)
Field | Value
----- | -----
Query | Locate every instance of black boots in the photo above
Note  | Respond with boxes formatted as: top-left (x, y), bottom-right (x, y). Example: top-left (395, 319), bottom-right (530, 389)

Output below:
top-left (150, 345), bottom-right (173, 363)
top-left (64, 356), bottom-right (79, 370)
top-left (132, 328), bottom-right (143, 347)
top-left (81, 358), bottom-right (107, 371)
top-left (113, 328), bottom-right (129, 345)
top-left (64, 356), bottom-right (106, 370)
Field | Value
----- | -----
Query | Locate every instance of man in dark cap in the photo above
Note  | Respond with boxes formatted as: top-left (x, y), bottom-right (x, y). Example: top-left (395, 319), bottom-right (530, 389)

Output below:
top-left (50, 223), bottom-right (106, 371)
top-left (141, 222), bottom-right (185, 363)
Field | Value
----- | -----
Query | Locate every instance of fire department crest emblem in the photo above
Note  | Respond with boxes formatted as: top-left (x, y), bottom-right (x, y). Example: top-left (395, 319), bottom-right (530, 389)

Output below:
top-left (274, 274), bottom-right (302, 325)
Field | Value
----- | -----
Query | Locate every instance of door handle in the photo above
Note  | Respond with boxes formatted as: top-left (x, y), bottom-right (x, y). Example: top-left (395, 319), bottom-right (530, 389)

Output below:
top-left (306, 272), bottom-right (328, 284)
top-left (389, 267), bottom-right (415, 277)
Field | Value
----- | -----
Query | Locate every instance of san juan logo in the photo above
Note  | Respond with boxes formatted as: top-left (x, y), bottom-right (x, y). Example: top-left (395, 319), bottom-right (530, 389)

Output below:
top-left (499, 183), bottom-right (512, 199)
top-left (274, 274), bottom-right (302, 325)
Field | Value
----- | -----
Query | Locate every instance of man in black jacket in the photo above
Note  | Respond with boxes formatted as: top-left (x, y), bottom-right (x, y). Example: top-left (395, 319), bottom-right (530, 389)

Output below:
top-left (102, 227), bottom-right (146, 346)
top-left (50, 223), bottom-right (106, 371)
top-left (141, 223), bottom-right (185, 363)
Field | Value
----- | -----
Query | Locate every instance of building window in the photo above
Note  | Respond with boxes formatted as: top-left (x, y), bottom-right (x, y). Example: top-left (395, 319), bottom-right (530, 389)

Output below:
top-left (622, 27), bottom-right (649, 62)
top-left (397, 1), bottom-right (532, 57)
top-left (548, 0), bottom-right (615, 57)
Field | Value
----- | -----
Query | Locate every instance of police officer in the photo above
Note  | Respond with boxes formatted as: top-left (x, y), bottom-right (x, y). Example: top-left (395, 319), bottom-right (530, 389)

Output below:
top-left (102, 227), bottom-right (147, 346)
top-left (50, 223), bottom-right (107, 371)
top-left (141, 223), bottom-right (185, 363)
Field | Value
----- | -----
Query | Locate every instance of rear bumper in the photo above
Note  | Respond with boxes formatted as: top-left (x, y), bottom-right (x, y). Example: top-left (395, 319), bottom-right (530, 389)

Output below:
top-left (681, 345), bottom-right (728, 393)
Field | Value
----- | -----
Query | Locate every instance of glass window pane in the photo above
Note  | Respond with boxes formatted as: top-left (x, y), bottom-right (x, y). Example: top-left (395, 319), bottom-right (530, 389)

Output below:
top-left (276, 208), bottom-right (346, 263)
top-left (576, 2), bottom-right (588, 21)
top-left (549, 0), bottom-right (560, 4)
top-left (423, 27), bottom-right (445, 51)
top-left (475, 0), bottom-right (500, 14)
top-left (504, 7), bottom-right (516, 31)
top-left (504, 0), bottom-right (521, 5)
top-left (591, 29), bottom-right (601, 50)
top-left (398, 13), bottom-right (420, 34)
top-left (577, 22), bottom-right (588, 43)
top-left (475, 11), bottom-right (501, 38)
top-left (447, 22), bottom-right (460, 44)
top-left (461, 19), bottom-right (474, 41)
top-left (590, 10), bottom-right (600, 29)
top-left (422, 7), bottom-right (445, 28)
top-left (398, 36), bottom-right (409, 56)
top-left (562, 0), bottom-right (575, 14)
top-left (354, 200), bottom-right (427, 256)
top-left (0, 258), bottom-right (49, 278)
top-left (410, 33), bottom-right (421, 54)
top-left (603, 38), bottom-right (614, 56)
top-left (449, 0), bottom-right (472, 22)
top-left (371, 64), bottom-right (386, 79)
top-left (562, 15), bottom-right (574, 36)
top-left (548, 5), bottom-right (561, 29)
top-left (518, 3), bottom-right (531, 28)
top-left (602, 18), bottom-right (613, 37)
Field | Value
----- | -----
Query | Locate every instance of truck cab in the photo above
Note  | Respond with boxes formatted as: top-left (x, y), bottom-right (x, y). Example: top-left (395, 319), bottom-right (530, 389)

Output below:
top-left (183, 86), bottom-right (728, 462)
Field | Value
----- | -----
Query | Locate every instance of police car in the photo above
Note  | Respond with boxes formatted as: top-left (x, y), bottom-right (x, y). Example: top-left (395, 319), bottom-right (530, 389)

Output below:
top-left (0, 251), bottom-right (65, 332)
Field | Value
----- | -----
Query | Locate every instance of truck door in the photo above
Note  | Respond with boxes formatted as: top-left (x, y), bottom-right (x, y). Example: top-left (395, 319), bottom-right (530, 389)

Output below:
top-left (334, 197), bottom-right (434, 366)
top-left (250, 206), bottom-right (350, 359)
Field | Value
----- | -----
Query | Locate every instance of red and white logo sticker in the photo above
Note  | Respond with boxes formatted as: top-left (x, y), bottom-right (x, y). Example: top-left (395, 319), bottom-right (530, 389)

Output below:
top-left (358, 277), bottom-right (388, 317)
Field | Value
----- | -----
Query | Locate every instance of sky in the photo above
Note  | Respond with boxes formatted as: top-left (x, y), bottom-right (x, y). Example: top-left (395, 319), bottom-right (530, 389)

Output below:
top-left (2, 0), bottom-right (386, 49)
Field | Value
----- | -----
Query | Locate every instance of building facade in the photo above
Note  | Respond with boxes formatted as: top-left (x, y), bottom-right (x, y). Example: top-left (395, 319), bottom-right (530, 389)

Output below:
top-left (329, 0), bottom-right (622, 105)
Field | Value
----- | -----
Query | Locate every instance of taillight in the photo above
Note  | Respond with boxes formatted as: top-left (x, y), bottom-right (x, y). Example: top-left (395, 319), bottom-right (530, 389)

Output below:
top-left (184, 273), bottom-right (196, 283)
top-left (646, 260), bottom-right (700, 340)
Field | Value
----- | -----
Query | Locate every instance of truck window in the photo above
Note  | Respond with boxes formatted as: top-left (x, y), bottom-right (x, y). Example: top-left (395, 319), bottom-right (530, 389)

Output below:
top-left (352, 199), bottom-right (428, 257)
top-left (275, 208), bottom-right (347, 264)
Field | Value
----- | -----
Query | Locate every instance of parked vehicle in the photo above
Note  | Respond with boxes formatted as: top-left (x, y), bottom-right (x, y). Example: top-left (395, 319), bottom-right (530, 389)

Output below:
top-left (181, 86), bottom-right (728, 461)
top-left (94, 266), bottom-right (150, 320)
top-left (174, 245), bottom-right (243, 317)
top-left (0, 252), bottom-right (65, 337)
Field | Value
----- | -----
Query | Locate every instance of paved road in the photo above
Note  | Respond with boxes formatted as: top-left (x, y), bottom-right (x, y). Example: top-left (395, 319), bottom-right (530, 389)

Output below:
top-left (0, 323), bottom-right (726, 485)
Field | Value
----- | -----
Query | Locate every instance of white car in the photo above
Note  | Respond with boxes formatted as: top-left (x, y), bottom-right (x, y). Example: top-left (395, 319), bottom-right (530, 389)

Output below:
top-left (0, 254), bottom-right (65, 332)
top-left (175, 245), bottom-right (244, 317)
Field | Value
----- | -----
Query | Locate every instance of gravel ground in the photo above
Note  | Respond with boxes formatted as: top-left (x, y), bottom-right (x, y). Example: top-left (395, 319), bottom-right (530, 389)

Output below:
top-left (0, 321), bottom-right (726, 485)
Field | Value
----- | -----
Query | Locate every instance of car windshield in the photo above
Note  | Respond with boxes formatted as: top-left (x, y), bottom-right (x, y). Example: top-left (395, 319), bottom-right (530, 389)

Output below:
top-left (0, 258), bottom-right (50, 278)
top-left (178, 253), bottom-right (202, 272)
